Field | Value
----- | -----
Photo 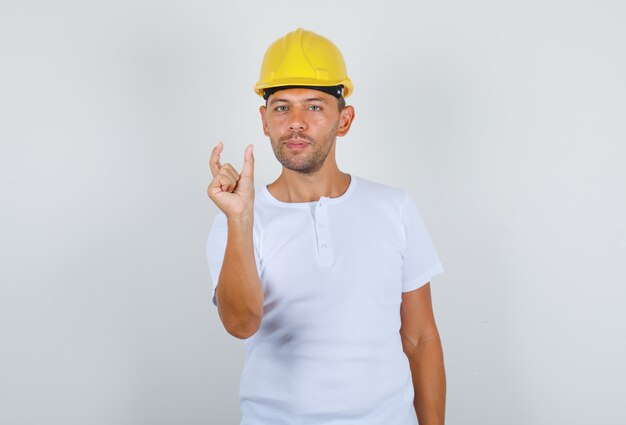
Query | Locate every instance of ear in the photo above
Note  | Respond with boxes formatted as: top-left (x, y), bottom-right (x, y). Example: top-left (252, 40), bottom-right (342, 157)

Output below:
top-left (336, 105), bottom-right (355, 137)
top-left (259, 105), bottom-right (269, 136)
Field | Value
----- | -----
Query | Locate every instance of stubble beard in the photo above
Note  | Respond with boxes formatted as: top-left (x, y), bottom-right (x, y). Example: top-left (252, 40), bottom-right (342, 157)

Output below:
top-left (269, 122), bottom-right (339, 174)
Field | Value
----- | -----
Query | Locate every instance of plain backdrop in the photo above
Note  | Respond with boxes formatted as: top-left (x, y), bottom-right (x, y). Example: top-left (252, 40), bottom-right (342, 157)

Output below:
top-left (1, 1), bottom-right (625, 424)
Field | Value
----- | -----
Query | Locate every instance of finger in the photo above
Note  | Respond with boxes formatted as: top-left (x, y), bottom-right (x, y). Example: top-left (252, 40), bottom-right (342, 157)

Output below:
top-left (213, 173), bottom-right (235, 192)
top-left (221, 163), bottom-right (241, 183)
top-left (209, 141), bottom-right (224, 177)
top-left (241, 144), bottom-right (254, 180)
top-left (208, 166), bottom-right (235, 192)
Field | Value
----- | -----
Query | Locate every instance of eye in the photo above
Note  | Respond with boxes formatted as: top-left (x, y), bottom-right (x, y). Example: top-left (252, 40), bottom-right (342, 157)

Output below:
top-left (308, 105), bottom-right (322, 111)
top-left (274, 105), bottom-right (288, 112)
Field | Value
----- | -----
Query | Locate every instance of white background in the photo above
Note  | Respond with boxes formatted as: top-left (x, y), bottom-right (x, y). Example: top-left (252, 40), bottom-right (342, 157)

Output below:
top-left (1, 1), bottom-right (625, 424)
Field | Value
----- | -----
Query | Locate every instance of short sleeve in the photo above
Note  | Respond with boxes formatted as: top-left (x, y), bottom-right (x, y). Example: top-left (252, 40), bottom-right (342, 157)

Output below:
top-left (205, 211), bottom-right (262, 307)
top-left (401, 191), bottom-right (445, 292)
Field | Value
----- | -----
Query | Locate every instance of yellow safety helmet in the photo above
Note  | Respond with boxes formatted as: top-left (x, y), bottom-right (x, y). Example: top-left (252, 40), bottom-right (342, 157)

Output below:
top-left (254, 28), bottom-right (353, 98)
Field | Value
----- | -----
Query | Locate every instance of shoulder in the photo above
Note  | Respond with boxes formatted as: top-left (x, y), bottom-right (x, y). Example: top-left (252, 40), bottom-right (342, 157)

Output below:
top-left (351, 174), bottom-right (409, 210)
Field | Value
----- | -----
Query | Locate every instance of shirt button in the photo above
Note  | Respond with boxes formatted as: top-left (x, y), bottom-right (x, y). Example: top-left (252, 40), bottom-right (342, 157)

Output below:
top-left (318, 223), bottom-right (325, 228)
top-left (321, 244), bottom-right (327, 249)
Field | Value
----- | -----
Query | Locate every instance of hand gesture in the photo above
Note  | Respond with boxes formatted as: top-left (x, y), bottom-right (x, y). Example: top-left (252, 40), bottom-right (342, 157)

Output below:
top-left (207, 142), bottom-right (255, 220)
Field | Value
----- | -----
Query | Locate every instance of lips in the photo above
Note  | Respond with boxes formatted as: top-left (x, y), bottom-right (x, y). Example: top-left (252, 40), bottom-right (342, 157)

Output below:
top-left (284, 139), bottom-right (310, 148)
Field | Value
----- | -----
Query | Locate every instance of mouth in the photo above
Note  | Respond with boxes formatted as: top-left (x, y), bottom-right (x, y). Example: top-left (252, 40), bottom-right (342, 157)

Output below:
top-left (284, 139), bottom-right (310, 149)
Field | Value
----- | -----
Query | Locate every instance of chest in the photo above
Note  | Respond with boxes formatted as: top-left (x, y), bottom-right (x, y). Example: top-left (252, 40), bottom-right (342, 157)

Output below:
top-left (257, 206), bottom-right (404, 311)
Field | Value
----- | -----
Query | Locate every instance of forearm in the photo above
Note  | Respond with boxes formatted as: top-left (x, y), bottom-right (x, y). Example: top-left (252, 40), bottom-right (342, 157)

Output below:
top-left (216, 215), bottom-right (264, 339)
top-left (406, 336), bottom-right (446, 425)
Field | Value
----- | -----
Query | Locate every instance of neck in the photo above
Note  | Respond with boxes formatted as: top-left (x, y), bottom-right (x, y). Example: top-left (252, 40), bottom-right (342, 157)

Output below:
top-left (267, 166), bottom-right (351, 203)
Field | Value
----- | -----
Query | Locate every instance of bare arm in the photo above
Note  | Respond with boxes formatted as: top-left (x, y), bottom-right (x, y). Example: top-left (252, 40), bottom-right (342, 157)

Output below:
top-left (208, 142), bottom-right (263, 339)
top-left (400, 282), bottom-right (446, 425)
top-left (216, 215), bottom-right (264, 339)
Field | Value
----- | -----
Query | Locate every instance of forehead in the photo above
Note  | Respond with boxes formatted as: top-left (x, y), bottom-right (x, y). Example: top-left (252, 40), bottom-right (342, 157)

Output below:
top-left (267, 88), bottom-right (334, 103)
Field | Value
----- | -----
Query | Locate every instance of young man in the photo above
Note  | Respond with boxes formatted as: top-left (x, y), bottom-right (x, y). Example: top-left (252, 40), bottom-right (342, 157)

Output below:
top-left (207, 28), bottom-right (446, 425)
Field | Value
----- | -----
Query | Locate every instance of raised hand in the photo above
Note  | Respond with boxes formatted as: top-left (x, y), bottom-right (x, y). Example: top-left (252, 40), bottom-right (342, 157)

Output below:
top-left (207, 142), bottom-right (255, 220)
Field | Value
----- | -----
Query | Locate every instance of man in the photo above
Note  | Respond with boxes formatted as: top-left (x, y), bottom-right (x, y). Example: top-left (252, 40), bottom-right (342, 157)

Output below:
top-left (206, 28), bottom-right (446, 425)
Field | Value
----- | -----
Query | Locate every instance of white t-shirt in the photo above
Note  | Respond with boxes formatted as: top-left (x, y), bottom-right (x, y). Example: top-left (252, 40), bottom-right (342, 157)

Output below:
top-left (206, 174), bottom-right (444, 425)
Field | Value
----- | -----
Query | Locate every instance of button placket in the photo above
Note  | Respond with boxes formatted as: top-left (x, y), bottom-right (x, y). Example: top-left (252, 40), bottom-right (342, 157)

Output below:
top-left (315, 197), bottom-right (333, 266)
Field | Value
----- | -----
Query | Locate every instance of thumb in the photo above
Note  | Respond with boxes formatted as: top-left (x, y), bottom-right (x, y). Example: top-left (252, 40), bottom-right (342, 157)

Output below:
top-left (241, 144), bottom-right (255, 179)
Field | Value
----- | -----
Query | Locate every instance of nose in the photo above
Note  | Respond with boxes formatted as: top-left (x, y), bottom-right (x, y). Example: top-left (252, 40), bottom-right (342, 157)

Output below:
top-left (288, 108), bottom-right (307, 131)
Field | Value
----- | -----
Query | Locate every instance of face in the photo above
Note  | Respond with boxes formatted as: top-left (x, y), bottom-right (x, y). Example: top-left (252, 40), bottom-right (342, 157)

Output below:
top-left (260, 88), bottom-right (354, 174)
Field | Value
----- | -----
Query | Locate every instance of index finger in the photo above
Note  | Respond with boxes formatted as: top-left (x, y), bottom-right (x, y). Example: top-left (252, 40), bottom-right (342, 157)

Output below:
top-left (209, 141), bottom-right (224, 177)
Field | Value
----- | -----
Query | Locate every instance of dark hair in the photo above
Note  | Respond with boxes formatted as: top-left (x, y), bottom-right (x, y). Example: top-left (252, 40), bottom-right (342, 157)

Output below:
top-left (337, 96), bottom-right (346, 111)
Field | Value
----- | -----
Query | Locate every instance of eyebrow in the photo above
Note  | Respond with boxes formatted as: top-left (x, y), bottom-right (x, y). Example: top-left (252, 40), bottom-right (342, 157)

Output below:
top-left (269, 97), bottom-right (328, 106)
